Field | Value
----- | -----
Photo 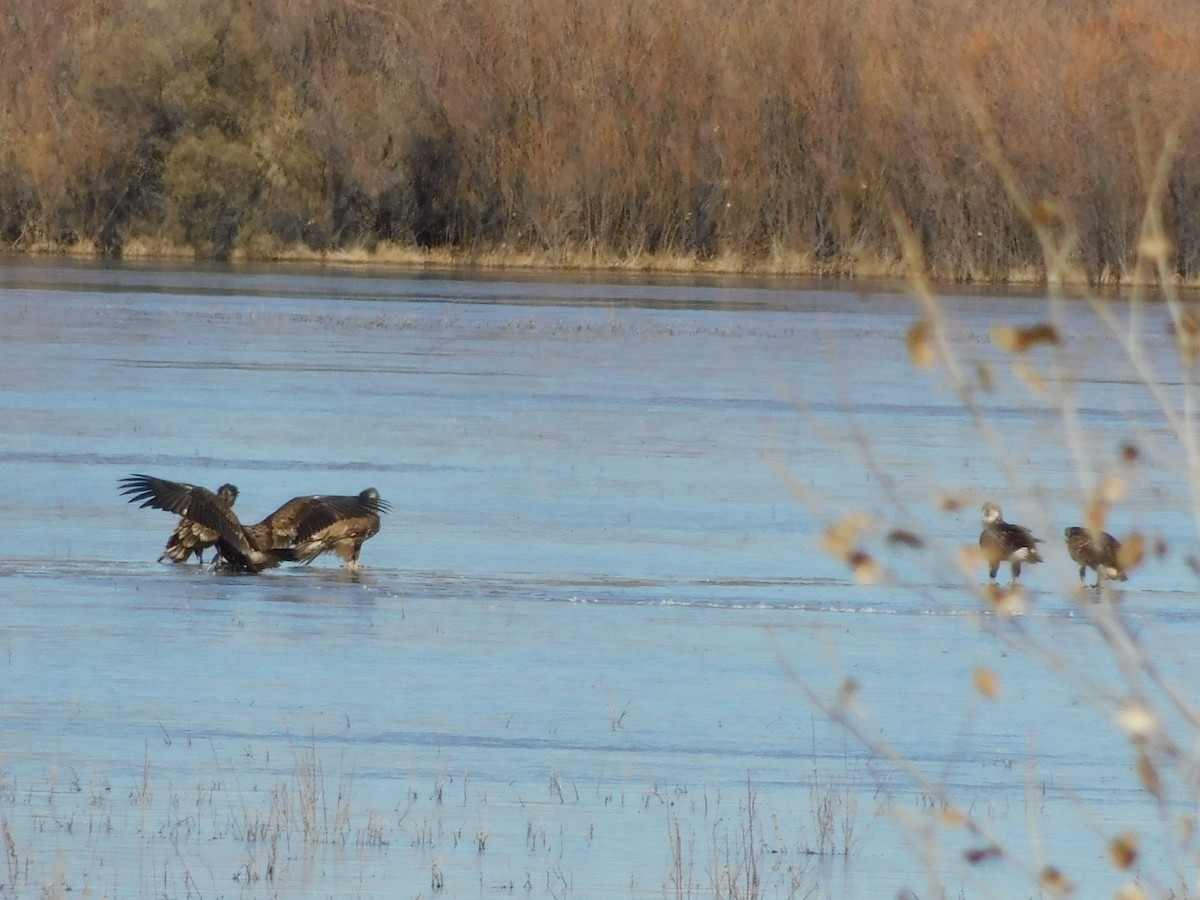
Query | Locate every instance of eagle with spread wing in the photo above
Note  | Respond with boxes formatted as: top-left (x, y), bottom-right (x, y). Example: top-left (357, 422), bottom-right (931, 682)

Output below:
top-left (158, 483), bottom-right (239, 564)
top-left (257, 487), bottom-right (389, 573)
top-left (120, 474), bottom-right (390, 573)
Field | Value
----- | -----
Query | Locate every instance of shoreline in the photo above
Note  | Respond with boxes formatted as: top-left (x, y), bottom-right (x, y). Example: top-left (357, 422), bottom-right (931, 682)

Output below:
top-left (1, 237), bottom-right (1182, 292)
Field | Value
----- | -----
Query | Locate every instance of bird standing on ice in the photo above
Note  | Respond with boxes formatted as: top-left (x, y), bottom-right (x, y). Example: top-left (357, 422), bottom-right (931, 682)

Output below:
top-left (1063, 526), bottom-right (1128, 588)
top-left (979, 501), bottom-right (1043, 584)
top-left (158, 483), bottom-right (239, 564)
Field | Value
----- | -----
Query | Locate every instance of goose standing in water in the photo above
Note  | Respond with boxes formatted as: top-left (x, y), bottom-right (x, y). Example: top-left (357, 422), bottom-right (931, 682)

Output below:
top-left (979, 501), bottom-right (1044, 584)
top-left (120, 474), bottom-right (390, 573)
top-left (158, 483), bottom-right (239, 564)
top-left (1064, 526), bottom-right (1128, 588)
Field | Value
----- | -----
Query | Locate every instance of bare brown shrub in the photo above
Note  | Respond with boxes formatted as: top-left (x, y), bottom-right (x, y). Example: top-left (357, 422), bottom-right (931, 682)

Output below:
top-left (4, 0), bottom-right (1200, 277)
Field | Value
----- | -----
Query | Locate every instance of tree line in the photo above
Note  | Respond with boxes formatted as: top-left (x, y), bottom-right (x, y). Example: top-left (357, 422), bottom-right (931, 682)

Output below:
top-left (2, 0), bottom-right (1198, 282)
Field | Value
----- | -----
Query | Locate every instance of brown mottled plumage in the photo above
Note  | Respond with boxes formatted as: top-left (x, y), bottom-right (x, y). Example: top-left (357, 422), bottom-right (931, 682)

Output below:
top-left (282, 488), bottom-right (387, 573)
top-left (979, 501), bottom-right (1043, 584)
top-left (120, 475), bottom-right (390, 573)
top-left (1064, 526), bottom-right (1127, 587)
top-left (158, 483), bottom-right (239, 564)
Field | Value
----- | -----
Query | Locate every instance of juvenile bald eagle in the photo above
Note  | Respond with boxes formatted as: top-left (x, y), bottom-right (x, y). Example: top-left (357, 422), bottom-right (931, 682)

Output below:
top-left (1064, 526), bottom-right (1128, 587)
top-left (282, 488), bottom-right (388, 573)
top-left (120, 474), bottom-right (390, 573)
top-left (158, 483), bottom-right (239, 564)
top-left (979, 501), bottom-right (1044, 584)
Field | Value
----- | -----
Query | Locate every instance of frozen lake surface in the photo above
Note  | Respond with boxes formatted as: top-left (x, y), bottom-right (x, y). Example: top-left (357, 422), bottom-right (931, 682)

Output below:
top-left (0, 260), bottom-right (1196, 898)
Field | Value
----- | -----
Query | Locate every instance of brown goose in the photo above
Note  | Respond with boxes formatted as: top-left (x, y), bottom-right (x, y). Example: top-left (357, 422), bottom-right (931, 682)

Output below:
top-left (158, 483), bottom-right (239, 564)
top-left (979, 501), bottom-right (1043, 584)
top-left (120, 475), bottom-right (390, 573)
top-left (1064, 526), bottom-right (1128, 587)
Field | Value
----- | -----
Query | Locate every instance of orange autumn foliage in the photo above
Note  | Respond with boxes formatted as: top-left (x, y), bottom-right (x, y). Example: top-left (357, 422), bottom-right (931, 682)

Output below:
top-left (1, 0), bottom-right (1199, 279)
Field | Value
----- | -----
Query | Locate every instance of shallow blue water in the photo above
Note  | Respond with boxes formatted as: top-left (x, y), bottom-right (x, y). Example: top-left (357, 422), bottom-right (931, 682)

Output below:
top-left (0, 259), bottom-right (1195, 898)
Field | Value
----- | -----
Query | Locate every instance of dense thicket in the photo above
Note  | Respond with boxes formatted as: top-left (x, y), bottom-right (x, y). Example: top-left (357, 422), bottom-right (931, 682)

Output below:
top-left (2, 0), bottom-right (1199, 280)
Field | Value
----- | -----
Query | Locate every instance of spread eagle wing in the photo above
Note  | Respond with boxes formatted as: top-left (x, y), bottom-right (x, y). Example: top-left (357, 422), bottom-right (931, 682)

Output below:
top-left (296, 489), bottom-right (390, 540)
top-left (260, 488), bottom-right (390, 568)
top-left (159, 483), bottom-right (238, 563)
top-left (244, 496), bottom-right (315, 550)
top-left (119, 474), bottom-right (264, 567)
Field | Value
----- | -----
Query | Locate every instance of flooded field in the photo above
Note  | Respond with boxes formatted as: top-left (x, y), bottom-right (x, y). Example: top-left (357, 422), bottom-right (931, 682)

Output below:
top-left (0, 260), bottom-right (1196, 898)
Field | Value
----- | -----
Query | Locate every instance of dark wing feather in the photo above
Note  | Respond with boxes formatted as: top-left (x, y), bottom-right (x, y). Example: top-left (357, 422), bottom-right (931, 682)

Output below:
top-left (293, 492), bottom-right (388, 542)
top-left (248, 496), bottom-right (315, 549)
top-left (119, 474), bottom-right (203, 516)
top-left (1064, 527), bottom-right (1093, 566)
top-left (266, 489), bottom-right (388, 566)
top-left (119, 474), bottom-right (258, 562)
top-left (255, 490), bottom-right (389, 544)
top-left (158, 483), bottom-right (237, 563)
top-left (997, 521), bottom-right (1042, 554)
top-left (1097, 531), bottom-right (1122, 559)
top-left (1065, 526), bottom-right (1122, 570)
